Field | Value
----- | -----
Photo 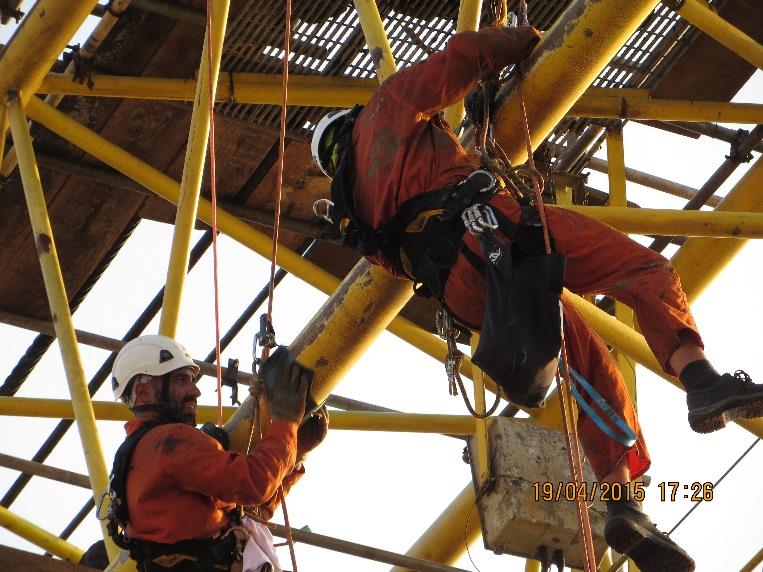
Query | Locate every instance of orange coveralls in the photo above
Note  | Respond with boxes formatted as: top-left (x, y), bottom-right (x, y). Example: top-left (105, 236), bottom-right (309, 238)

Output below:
top-left (352, 25), bottom-right (704, 480)
top-left (124, 418), bottom-right (301, 543)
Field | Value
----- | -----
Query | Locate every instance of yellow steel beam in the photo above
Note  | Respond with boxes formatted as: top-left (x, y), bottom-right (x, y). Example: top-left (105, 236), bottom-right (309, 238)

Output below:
top-left (569, 97), bottom-right (763, 124)
top-left (38, 72), bottom-right (379, 107)
top-left (0, 0), bottom-right (99, 106)
top-left (606, 126), bottom-right (638, 405)
top-left (551, 205), bottom-right (763, 238)
top-left (0, 505), bottom-right (84, 563)
top-left (0, 397), bottom-right (476, 434)
top-left (671, 154), bottom-right (763, 302)
top-left (666, 0), bottom-right (763, 71)
top-left (492, 0), bottom-right (661, 163)
top-left (6, 94), bottom-right (117, 560)
top-left (37, 73), bottom-right (659, 109)
top-left (470, 337), bottom-right (490, 488)
top-left (353, 0), bottom-right (398, 81)
top-left (0, 0), bottom-right (99, 159)
top-left (443, 0), bottom-right (483, 129)
top-left (606, 127), bottom-right (627, 207)
top-left (159, 0), bottom-right (230, 336)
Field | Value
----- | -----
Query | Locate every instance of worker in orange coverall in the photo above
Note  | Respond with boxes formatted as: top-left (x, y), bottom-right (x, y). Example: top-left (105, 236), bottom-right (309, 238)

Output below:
top-left (104, 335), bottom-right (327, 572)
top-left (311, 23), bottom-right (763, 571)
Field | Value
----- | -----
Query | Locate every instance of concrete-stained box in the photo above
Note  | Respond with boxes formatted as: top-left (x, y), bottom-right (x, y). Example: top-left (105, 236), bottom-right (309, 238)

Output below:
top-left (468, 417), bottom-right (609, 567)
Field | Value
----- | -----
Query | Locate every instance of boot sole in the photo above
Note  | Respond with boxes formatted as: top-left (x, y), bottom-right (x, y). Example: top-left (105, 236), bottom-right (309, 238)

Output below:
top-left (605, 518), bottom-right (695, 572)
top-left (688, 396), bottom-right (763, 434)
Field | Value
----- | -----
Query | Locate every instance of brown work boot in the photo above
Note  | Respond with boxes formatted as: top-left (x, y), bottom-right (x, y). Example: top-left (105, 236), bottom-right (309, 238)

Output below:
top-left (604, 500), bottom-right (695, 572)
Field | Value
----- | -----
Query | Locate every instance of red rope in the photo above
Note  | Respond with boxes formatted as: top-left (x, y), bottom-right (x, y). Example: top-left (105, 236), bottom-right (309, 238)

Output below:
top-left (266, 0), bottom-right (292, 327)
top-left (204, 0), bottom-right (223, 428)
top-left (266, 2), bottom-right (299, 570)
top-left (517, 83), bottom-right (597, 571)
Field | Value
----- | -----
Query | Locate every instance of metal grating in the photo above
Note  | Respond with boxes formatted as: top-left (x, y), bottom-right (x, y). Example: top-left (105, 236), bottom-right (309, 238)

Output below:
top-left (215, 0), bottom-right (725, 155)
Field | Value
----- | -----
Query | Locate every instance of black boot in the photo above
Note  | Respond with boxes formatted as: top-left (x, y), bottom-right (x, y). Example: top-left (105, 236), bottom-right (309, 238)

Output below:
top-left (680, 362), bottom-right (763, 433)
top-left (604, 499), bottom-right (695, 572)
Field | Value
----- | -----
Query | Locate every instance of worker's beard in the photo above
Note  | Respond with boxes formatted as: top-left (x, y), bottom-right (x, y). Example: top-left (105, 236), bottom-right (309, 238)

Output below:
top-left (168, 396), bottom-right (197, 426)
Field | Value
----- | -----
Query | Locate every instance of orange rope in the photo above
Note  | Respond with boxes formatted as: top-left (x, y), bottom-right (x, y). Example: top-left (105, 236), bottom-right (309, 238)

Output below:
top-left (517, 82), bottom-right (597, 571)
top-left (204, 0), bottom-right (223, 428)
top-left (265, 1), bottom-right (299, 570)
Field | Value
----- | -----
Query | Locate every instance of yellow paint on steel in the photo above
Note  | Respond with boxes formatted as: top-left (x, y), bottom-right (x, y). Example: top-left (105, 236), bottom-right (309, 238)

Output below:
top-left (606, 126), bottom-right (638, 403)
top-left (570, 97), bottom-right (763, 124)
top-left (606, 127), bottom-right (627, 207)
top-left (39, 72), bottom-right (379, 108)
top-left (524, 560), bottom-right (542, 572)
top-left (353, 0), bottom-right (398, 81)
top-left (672, 0), bottom-right (763, 71)
top-left (223, 261), bottom-right (416, 451)
top-left (493, 0), bottom-right (662, 163)
top-left (160, 0), bottom-right (231, 337)
top-left (552, 205), bottom-right (763, 238)
top-left (0, 505), bottom-right (85, 563)
top-left (443, 0), bottom-right (483, 128)
top-left (38, 73), bottom-right (659, 109)
top-left (0, 0), bottom-right (100, 105)
top-left (564, 291), bottom-right (763, 439)
top-left (6, 94), bottom-right (118, 560)
top-left (671, 154), bottom-right (763, 302)
top-left (470, 336), bottom-right (490, 487)
top-left (0, 397), bottom-right (475, 434)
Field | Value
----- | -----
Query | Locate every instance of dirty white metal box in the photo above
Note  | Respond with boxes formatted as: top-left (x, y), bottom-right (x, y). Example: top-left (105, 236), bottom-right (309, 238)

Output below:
top-left (469, 417), bottom-right (609, 567)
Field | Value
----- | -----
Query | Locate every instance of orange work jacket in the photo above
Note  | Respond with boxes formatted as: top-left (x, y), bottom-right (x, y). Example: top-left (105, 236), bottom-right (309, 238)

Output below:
top-left (352, 25), bottom-right (541, 277)
top-left (124, 418), bottom-right (299, 544)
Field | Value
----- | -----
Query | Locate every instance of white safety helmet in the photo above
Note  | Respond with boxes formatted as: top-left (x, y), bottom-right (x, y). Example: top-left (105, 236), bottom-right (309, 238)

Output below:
top-left (112, 335), bottom-right (199, 401)
top-left (311, 108), bottom-right (354, 178)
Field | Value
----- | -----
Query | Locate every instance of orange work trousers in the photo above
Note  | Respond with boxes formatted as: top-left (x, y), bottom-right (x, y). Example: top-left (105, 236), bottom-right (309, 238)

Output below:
top-left (444, 192), bottom-right (702, 480)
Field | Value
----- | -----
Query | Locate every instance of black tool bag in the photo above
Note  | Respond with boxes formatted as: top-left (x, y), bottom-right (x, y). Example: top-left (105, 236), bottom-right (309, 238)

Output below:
top-left (469, 209), bottom-right (566, 408)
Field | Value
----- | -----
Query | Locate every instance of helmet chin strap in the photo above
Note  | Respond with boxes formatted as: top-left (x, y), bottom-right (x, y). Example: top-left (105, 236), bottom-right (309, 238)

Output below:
top-left (130, 374), bottom-right (186, 424)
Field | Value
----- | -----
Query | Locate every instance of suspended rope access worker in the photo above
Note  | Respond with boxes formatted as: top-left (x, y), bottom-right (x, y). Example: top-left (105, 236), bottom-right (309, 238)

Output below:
top-left (310, 23), bottom-right (763, 571)
top-left (103, 335), bottom-right (328, 572)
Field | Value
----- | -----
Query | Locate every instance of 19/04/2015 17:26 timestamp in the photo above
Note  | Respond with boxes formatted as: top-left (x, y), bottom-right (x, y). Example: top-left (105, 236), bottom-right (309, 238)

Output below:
top-left (531, 481), bottom-right (714, 502)
top-left (658, 481), bottom-right (714, 502)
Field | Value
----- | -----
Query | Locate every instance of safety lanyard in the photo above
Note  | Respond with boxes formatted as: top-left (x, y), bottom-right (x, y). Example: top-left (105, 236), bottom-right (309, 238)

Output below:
top-left (565, 363), bottom-right (637, 448)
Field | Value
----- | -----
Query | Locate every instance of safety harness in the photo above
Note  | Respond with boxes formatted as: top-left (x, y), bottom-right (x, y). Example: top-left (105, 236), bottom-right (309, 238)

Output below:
top-left (319, 105), bottom-right (513, 301)
top-left (103, 421), bottom-right (239, 572)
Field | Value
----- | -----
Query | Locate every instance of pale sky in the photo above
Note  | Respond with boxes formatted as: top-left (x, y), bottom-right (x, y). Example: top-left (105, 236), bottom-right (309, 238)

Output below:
top-left (0, 5), bottom-right (762, 572)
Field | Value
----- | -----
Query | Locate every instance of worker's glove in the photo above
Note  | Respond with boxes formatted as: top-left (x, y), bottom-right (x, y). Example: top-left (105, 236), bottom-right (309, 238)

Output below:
top-left (200, 423), bottom-right (230, 451)
top-left (297, 406), bottom-right (329, 460)
top-left (263, 346), bottom-right (312, 423)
